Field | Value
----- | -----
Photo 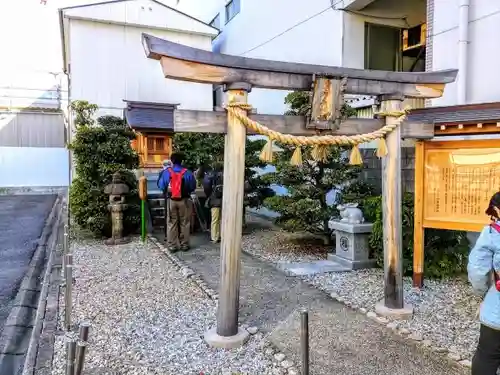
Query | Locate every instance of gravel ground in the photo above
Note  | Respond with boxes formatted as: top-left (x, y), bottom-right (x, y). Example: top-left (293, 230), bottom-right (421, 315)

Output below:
top-left (242, 225), bottom-right (330, 264)
top-left (51, 236), bottom-right (276, 375)
top-left (243, 217), bottom-right (482, 360)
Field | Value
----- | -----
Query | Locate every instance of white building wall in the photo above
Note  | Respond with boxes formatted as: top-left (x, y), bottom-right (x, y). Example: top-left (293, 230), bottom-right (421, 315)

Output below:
top-left (68, 19), bottom-right (214, 118)
top-left (0, 0), bottom-right (76, 188)
top-left (188, 0), bottom-right (343, 115)
top-left (173, 0), bottom-right (222, 21)
top-left (176, 0), bottom-right (426, 115)
top-left (432, 0), bottom-right (500, 106)
top-left (0, 147), bottom-right (69, 188)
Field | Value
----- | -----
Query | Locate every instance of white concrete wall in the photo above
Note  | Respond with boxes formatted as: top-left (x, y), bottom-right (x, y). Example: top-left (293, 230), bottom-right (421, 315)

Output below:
top-left (0, 147), bottom-right (69, 187)
top-left (177, 0), bottom-right (426, 114)
top-left (68, 19), bottom-right (214, 118)
top-left (173, 0), bottom-right (223, 24)
top-left (432, 0), bottom-right (500, 106)
top-left (63, 0), bottom-right (217, 35)
top-left (188, 0), bottom-right (344, 115)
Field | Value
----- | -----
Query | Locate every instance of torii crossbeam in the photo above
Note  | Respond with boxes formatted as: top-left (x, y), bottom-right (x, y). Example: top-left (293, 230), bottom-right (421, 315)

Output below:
top-left (142, 33), bottom-right (457, 347)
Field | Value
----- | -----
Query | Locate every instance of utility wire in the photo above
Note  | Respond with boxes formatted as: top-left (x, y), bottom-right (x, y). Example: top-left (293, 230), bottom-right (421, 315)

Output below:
top-left (237, 1), bottom-right (500, 59)
top-left (429, 7), bottom-right (500, 39)
top-left (239, 0), bottom-right (346, 56)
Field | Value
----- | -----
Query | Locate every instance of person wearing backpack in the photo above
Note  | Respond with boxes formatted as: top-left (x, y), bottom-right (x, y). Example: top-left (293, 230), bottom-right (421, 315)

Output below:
top-left (203, 163), bottom-right (224, 243)
top-left (157, 153), bottom-right (196, 252)
top-left (468, 191), bottom-right (500, 375)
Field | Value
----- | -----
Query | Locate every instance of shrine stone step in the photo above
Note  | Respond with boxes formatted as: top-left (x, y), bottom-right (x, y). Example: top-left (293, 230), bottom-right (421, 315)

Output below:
top-left (276, 260), bottom-right (350, 276)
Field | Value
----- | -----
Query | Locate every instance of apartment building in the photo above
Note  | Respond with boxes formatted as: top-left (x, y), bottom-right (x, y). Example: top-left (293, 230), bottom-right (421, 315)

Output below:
top-left (176, 0), bottom-right (428, 115)
top-left (175, 0), bottom-right (500, 110)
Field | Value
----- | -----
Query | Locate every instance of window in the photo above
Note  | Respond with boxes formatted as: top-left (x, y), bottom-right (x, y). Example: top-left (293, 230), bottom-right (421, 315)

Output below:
top-left (209, 13), bottom-right (220, 29)
top-left (225, 0), bottom-right (240, 24)
top-left (364, 23), bottom-right (402, 72)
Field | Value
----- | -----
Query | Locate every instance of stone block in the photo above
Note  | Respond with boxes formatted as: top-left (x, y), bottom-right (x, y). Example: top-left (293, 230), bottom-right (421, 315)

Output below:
top-left (204, 327), bottom-right (249, 349)
top-left (328, 220), bottom-right (376, 270)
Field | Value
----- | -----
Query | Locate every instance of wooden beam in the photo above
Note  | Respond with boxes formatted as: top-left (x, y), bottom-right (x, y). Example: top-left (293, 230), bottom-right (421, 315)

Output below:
top-left (435, 122), bottom-right (500, 136)
top-left (160, 57), bottom-right (447, 98)
top-left (144, 34), bottom-right (456, 84)
top-left (217, 84), bottom-right (248, 341)
top-left (413, 141), bottom-right (425, 288)
top-left (173, 109), bottom-right (434, 139)
top-left (381, 98), bottom-right (404, 309)
top-left (142, 34), bottom-right (457, 98)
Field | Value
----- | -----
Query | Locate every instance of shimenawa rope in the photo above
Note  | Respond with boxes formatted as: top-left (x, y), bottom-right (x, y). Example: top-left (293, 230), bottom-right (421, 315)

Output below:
top-left (226, 102), bottom-right (408, 166)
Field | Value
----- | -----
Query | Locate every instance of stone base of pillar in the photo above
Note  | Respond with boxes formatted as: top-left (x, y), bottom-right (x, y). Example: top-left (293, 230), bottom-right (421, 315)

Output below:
top-left (375, 300), bottom-right (414, 320)
top-left (204, 327), bottom-right (250, 349)
top-left (105, 237), bottom-right (131, 246)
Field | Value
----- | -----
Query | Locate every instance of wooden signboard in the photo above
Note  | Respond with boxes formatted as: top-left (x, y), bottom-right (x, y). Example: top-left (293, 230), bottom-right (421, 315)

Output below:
top-left (413, 139), bottom-right (500, 287)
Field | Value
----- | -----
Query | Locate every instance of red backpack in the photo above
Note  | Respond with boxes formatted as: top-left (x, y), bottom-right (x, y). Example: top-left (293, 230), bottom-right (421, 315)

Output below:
top-left (168, 167), bottom-right (187, 200)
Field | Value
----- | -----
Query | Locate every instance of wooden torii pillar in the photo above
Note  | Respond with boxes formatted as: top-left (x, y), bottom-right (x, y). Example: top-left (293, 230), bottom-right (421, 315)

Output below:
top-left (142, 33), bottom-right (457, 347)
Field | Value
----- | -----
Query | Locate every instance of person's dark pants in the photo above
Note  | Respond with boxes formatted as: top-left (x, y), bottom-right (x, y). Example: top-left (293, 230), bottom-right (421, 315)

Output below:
top-left (472, 324), bottom-right (500, 375)
top-left (167, 198), bottom-right (191, 250)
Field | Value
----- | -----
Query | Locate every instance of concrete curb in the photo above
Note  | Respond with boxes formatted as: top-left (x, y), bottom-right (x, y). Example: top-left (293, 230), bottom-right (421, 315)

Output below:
top-left (321, 287), bottom-right (472, 369)
top-left (146, 235), bottom-right (287, 368)
top-left (148, 235), bottom-right (299, 375)
top-left (148, 235), bottom-right (220, 301)
top-left (22, 196), bottom-right (63, 375)
top-left (248, 245), bottom-right (474, 370)
top-left (0, 195), bottom-right (61, 374)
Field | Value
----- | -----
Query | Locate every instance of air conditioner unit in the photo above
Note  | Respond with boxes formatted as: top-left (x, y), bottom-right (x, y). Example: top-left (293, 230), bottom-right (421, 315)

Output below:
top-left (402, 23), bottom-right (426, 51)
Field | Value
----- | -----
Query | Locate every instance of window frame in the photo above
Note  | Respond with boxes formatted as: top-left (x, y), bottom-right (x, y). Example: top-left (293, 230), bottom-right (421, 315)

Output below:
top-left (209, 13), bottom-right (220, 29)
top-left (364, 22), bottom-right (402, 72)
top-left (225, 0), bottom-right (240, 24)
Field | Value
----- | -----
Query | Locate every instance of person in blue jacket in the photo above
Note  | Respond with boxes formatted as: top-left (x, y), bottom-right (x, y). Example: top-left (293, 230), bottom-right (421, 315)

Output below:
top-left (468, 191), bottom-right (500, 375)
top-left (157, 153), bottom-right (196, 252)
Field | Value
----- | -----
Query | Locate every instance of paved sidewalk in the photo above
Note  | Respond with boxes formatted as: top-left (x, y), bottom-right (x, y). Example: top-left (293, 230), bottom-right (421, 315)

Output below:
top-left (157, 219), bottom-right (468, 375)
top-left (0, 195), bottom-right (56, 334)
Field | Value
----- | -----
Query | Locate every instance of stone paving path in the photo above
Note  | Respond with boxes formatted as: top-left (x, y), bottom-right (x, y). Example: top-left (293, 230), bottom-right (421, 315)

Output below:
top-left (156, 217), bottom-right (468, 375)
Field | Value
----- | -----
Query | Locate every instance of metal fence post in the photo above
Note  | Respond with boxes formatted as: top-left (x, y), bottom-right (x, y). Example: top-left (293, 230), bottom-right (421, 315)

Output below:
top-left (62, 226), bottom-right (69, 278)
top-left (64, 263), bottom-right (73, 331)
top-left (301, 310), bottom-right (309, 375)
top-left (75, 322), bottom-right (91, 375)
top-left (65, 338), bottom-right (77, 375)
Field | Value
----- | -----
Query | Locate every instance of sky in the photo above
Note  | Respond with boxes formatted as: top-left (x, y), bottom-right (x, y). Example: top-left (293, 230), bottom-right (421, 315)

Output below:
top-left (0, 0), bottom-right (201, 89)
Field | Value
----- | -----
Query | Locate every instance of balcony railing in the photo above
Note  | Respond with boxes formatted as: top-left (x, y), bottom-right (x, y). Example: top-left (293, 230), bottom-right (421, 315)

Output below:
top-left (352, 97), bottom-right (426, 118)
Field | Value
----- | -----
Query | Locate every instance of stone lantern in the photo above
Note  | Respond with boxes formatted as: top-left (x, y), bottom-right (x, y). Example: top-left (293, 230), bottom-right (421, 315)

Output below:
top-left (328, 203), bottom-right (376, 270)
top-left (104, 172), bottom-right (131, 245)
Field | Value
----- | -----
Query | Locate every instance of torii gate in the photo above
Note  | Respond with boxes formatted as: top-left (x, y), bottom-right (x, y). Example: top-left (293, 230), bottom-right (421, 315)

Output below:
top-left (142, 33), bottom-right (457, 348)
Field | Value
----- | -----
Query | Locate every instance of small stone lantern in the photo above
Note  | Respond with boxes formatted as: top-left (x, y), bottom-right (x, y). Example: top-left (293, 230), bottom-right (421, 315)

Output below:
top-left (104, 172), bottom-right (131, 245)
top-left (328, 203), bottom-right (376, 270)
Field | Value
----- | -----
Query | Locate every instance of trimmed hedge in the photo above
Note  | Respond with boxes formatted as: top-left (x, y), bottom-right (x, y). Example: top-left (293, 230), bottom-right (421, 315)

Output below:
top-left (69, 101), bottom-right (140, 237)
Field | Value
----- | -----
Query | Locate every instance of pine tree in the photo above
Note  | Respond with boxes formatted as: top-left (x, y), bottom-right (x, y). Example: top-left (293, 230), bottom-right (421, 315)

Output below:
top-left (263, 91), bottom-right (374, 244)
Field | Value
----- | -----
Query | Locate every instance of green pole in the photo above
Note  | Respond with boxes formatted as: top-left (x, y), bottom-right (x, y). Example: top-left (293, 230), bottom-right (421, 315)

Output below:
top-left (141, 199), bottom-right (146, 242)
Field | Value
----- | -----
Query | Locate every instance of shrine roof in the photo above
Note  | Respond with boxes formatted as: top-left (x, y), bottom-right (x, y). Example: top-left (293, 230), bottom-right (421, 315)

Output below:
top-left (123, 100), bottom-right (178, 131)
top-left (408, 102), bottom-right (500, 124)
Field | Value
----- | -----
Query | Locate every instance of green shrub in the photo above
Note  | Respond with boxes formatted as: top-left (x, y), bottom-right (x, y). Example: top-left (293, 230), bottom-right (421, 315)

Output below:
top-left (69, 101), bottom-right (140, 237)
top-left (361, 193), bottom-right (470, 279)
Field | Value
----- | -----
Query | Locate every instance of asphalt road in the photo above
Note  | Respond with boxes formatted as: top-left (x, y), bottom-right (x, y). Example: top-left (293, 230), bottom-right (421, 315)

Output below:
top-left (0, 195), bottom-right (56, 336)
